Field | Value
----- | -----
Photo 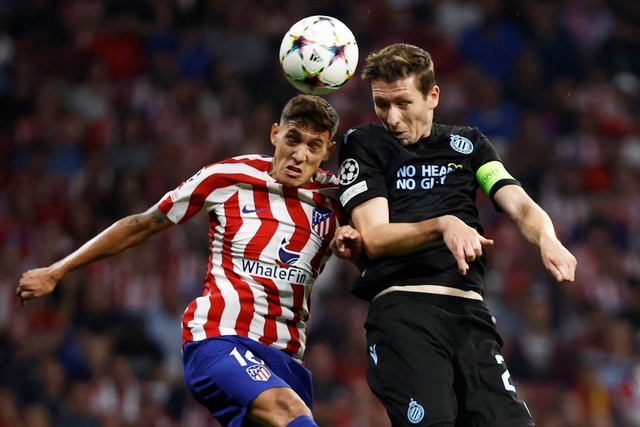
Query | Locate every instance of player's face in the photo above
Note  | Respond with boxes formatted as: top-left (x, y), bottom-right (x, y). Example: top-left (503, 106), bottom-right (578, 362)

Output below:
top-left (371, 75), bottom-right (439, 145)
top-left (269, 120), bottom-right (336, 187)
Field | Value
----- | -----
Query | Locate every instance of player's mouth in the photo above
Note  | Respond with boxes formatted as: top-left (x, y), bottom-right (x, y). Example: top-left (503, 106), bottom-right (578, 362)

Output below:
top-left (286, 165), bottom-right (303, 178)
top-left (391, 131), bottom-right (411, 144)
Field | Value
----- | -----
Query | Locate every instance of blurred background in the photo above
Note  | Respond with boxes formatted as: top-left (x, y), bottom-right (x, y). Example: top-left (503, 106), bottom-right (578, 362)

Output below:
top-left (1, 0), bottom-right (640, 426)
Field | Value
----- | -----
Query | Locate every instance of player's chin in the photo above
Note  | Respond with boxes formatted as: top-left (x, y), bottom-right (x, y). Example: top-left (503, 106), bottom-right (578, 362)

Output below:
top-left (285, 172), bottom-right (313, 187)
top-left (281, 176), bottom-right (306, 188)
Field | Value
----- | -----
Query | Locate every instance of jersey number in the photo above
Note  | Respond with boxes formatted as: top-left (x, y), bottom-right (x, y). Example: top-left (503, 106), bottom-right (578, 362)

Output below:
top-left (495, 354), bottom-right (516, 392)
top-left (230, 347), bottom-right (264, 366)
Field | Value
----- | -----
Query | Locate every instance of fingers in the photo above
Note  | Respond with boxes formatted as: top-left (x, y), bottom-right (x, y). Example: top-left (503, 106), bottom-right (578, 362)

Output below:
top-left (18, 292), bottom-right (30, 306)
top-left (543, 247), bottom-right (577, 283)
top-left (16, 270), bottom-right (49, 306)
top-left (332, 235), bottom-right (347, 253)
top-left (338, 228), bottom-right (360, 242)
top-left (456, 257), bottom-right (470, 275)
top-left (333, 227), bottom-right (361, 252)
top-left (480, 237), bottom-right (494, 246)
top-left (452, 234), bottom-right (493, 276)
top-left (549, 262), bottom-right (576, 283)
top-left (16, 286), bottom-right (34, 306)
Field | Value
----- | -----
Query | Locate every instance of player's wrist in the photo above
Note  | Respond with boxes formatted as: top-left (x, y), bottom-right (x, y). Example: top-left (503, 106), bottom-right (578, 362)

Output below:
top-left (537, 230), bottom-right (559, 248)
top-left (48, 262), bottom-right (69, 282)
top-left (434, 215), bottom-right (457, 234)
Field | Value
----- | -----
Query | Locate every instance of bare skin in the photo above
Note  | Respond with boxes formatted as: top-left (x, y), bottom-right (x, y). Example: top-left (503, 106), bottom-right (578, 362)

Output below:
top-left (16, 208), bottom-right (174, 304)
top-left (349, 197), bottom-right (493, 275)
top-left (494, 185), bottom-right (576, 282)
top-left (247, 388), bottom-right (313, 426)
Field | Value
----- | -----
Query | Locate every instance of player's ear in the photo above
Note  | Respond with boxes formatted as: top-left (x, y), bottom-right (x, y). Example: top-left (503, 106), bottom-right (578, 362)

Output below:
top-left (428, 84), bottom-right (440, 108)
top-left (270, 123), bottom-right (279, 147)
top-left (323, 140), bottom-right (337, 161)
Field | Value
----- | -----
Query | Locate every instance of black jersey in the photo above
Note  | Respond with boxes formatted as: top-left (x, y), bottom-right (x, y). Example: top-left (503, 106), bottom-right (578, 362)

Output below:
top-left (337, 123), bottom-right (520, 301)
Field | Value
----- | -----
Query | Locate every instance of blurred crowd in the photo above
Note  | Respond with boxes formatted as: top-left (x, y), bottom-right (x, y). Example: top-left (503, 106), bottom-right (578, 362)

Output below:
top-left (1, 0), bottom-right (640, 426)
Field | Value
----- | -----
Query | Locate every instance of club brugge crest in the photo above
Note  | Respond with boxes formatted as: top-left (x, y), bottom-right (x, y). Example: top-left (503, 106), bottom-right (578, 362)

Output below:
top-left (246, 365), bottom-right (271, 381)
top-left (312, 208), bottom-right (333, 237)
top-left (407, 398), bottom-right (425, 423)
top-left (449, 134), bottom-right (473, 154)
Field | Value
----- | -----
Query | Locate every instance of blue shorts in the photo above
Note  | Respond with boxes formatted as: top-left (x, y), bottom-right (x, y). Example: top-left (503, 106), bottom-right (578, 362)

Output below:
top-left (182, 336), bottom-right (313, 426)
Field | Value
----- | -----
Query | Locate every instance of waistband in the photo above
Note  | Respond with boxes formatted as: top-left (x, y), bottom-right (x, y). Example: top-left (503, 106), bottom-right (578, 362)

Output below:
top-left (373, 284), bottom-right (483, 301)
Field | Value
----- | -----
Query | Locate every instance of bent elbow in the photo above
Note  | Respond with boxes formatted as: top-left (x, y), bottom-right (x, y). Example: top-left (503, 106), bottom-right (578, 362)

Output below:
top-left (363, 241), bottom-right (385, 261)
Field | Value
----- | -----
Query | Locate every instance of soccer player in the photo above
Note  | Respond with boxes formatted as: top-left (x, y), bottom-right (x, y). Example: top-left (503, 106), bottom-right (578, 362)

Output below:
top-left (336, 43), bottom-right (577, 426)
top-left (16, 94), bottom-right (361, 427)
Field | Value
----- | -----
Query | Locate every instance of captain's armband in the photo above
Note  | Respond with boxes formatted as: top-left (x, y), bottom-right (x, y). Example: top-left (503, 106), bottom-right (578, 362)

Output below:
top-left (476, 161), bottom-right (515, 196)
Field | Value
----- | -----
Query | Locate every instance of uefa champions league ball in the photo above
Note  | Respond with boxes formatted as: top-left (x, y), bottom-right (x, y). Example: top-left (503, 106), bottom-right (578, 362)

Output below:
top-left (279, 15), bottom-right (359, 95)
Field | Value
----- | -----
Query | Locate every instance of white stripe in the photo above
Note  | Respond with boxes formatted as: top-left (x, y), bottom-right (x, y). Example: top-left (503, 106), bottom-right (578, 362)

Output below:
top-left (212, 210), bottom-right (243, 333)
top-left (276, 281), bottom-right (294, 345)
top-left (188, 295), bottom-right (211, 341)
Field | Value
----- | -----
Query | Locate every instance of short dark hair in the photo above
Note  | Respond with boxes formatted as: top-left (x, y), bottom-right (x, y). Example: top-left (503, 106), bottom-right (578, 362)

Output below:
top-left (280, 94), bottom-right (340, 139)
top-left (361, 43), bottom-right (437, 96)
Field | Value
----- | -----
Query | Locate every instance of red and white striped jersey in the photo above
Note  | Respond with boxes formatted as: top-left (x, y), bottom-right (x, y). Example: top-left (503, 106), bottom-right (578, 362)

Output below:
top-left (157, 155), bottom-right (343, 361)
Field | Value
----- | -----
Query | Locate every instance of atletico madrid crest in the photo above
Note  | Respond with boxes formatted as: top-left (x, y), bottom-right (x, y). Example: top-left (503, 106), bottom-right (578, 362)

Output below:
top-left (312, 208), bottom-right (333, 237)
top-left (246, 365), bottom-right (272, 381)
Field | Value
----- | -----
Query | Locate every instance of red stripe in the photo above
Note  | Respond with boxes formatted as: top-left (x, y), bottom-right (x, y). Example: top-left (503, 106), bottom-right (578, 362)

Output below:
top-left (244, 184), bottom-right (280, 343)
top-left (283, 280), bottom-right (306, 355)
top-left (181, 175), bottom-right (232, 223)
top-left (181, 301), bottom-right (197, 345)
top-left (282, 186), bottom-right (310, 253)
top-left (309, 193), bottom-right (338, 275)
top-left (162, 168), bottom-right (271, 224)
top-left (180, 162), bottom-right (270, 344)
top-left (177, 157), bottom-right (339, 355)
top-left (222, 195), bottom-right (260, 334)
top-left (256, 277), bottom-right (281, 348)
top-left (203, 193), bottom-right (243, 338)
top-left (282, 186), bottom-right (311, 352)
top-left (157, 195), bottom-right (174, 214)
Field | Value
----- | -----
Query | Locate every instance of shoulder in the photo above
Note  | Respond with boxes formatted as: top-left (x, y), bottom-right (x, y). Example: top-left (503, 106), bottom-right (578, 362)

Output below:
top-left (432, 124), bottom-right (490, 153)
top-left (218, 154), bottom-right (272, 169)
top-left (341, 123), bottom-right (394, 145)
top-left (316, 167), bottom-right (337, 181)
top-left (311, 168), bottom-right (339, 190)
top-left (340, 124), bottom-right (400, 164)
top-left (434, 123), bottom-right (484, 140)
top-left (202, 154), bottom-right (272, 175)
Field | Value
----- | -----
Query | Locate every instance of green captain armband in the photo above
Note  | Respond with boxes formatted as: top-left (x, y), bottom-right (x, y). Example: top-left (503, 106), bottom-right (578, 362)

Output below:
top-left (476, 161), bottom-right (515, 196)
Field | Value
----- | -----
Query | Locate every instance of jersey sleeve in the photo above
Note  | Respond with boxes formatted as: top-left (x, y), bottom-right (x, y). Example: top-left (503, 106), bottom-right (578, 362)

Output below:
top-left (471, 131), bottom-right (521, 204)
top-left (337, 127), bottom-right (388, 214)
top-left (157, 164), bottom-right (223, 224)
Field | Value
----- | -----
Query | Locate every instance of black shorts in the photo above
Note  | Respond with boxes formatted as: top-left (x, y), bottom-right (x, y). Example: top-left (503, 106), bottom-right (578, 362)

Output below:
top-left (365, 291), bottom-right (535, 427)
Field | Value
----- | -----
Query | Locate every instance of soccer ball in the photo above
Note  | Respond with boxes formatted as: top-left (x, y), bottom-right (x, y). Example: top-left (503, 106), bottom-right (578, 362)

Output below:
top-left (279, 15), bottom-right (359, 95)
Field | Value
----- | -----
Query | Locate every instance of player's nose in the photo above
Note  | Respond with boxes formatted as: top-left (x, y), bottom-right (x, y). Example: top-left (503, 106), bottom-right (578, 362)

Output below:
top-left (292, 145), bottom-right (307, 162)
top-left (387, 106), bottom-right (402, 128)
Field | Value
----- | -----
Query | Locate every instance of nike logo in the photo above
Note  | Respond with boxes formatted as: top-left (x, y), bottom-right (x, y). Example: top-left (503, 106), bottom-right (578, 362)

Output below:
top-left (369, 344), bottom-right (378, 365)
top-left (242, 206), bottom-right (265, 214)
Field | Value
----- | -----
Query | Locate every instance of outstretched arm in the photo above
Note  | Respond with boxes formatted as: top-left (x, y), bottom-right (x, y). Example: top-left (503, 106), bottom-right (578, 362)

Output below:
top-left (494, 185), bottom-right (577, 282)
top-left (16, 206), bottom-right (174, 305)
top-left (350, 197), bottom-right (493, 275)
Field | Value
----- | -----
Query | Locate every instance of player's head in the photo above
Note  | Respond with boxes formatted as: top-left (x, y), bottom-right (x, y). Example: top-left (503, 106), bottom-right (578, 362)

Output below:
top-left (361, 43), bottom-right (440, 145)
top-left (362, 43), bottom-right (436, 96)
top-left (269, 95), bottom-right (338, 187)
